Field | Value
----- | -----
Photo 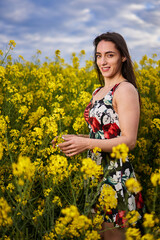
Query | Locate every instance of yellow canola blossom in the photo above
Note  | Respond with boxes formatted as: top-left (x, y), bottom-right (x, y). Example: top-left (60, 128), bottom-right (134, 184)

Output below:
top-left (141, 233), bottom-right (155, 240)
top-left (0, 142), bottom-right (3, 160)
top-left (8, 40), bottom-right (16, 48)
top-left (143, 213), bottom-right (159, 228)
top-left (43, 232), bottom-right (56, 240)
top-left (0, 197), bottom-right (13, 227)
top-left (12, 155), bottom-right (35, 181)
top-left (33, 204), bottom-right (44, 223)
top-left (98, 184), bottom-right (117, 212)
top-left (6, 183), bottom-right (15, 193)
top-left (73, 116), bottom-right (86, 133)
top-left (55, 205), bottom-right (92, 238)
top-left (43, 188), bottom-right (52, 197)
top-left (151, 118), bottom-right (160, 130)
top-left (151, 169), bottom-right (160, 186)
top-left (80, 158), bottom-right (103, 180)
top-left (111, 143), bottom-right (129, 162)
top-left (125, 227), bottom-right (141, 240)
top-left (47, 154), bottom-right (69, 184)
top-left (92, 214), bottom-right (104, 230)
top-left (85, 230), bottom-right (101, 240)
top-left (125, 178), bottom-right (142, 194)
top-left (93, 147), bottom-right (102, 155)
top-left (126, 210), bottom-right (141, 226)
top-left (52, 196), bottom-right (62, 207)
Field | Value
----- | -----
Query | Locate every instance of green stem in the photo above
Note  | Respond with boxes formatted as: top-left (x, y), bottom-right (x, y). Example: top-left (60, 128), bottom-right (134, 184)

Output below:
top-left (67, 168), bottom-right (76, 206)
top-left (85, 169), bottom-right (110, 216)
top-left (153, 185), bottom-right (158, 213)
top-left (5, 131), bottom-right (13, 164)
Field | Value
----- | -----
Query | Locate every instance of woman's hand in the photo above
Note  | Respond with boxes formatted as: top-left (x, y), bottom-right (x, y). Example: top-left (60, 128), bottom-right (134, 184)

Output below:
top-left (51, 136), bottom-right (58, 148)
top-left (58, 135), bottom-right (88, 157)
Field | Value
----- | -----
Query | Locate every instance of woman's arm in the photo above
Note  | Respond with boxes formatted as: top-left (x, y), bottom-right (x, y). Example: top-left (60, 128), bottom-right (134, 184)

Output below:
top-left (58, 83), bottom-right (140, 157)
top-left (78, 134), bottom-right (89, 138)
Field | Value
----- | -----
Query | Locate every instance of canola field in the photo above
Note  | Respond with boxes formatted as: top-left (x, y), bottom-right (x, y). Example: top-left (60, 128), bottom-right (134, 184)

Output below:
top-left (0, 41), bottom-right (160, 239)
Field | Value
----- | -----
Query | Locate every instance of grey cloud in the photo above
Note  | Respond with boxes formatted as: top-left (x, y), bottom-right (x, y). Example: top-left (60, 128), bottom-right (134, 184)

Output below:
top-left (0, 0), bottom-right (160, 64)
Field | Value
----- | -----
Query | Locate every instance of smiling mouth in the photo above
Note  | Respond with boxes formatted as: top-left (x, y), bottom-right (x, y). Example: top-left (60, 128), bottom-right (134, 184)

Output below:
top-left (101, 67), bottom-right (110, 72)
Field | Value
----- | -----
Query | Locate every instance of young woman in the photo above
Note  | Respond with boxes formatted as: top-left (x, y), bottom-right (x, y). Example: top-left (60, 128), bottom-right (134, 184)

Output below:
top-left (52, 32), bottom-right (144, 240)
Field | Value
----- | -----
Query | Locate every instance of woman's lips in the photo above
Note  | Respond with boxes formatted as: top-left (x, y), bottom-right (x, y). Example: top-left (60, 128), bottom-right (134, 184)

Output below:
top-left (101, 67), bottom-right (110, 72)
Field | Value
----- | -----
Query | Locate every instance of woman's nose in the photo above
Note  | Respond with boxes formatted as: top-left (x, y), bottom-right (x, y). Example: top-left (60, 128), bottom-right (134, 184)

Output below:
top-left (101, 56), bottom-right (107, 65)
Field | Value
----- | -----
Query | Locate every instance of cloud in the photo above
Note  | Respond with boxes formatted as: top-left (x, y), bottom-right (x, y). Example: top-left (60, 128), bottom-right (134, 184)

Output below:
top-left (0, 0), bottom-right (35, 22)
top-left (0, 0), bottom-right (160, 63)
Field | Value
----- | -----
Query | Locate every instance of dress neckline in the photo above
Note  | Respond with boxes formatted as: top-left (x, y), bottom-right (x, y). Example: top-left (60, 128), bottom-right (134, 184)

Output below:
top-left (91, 83), bottom-right (120, 105)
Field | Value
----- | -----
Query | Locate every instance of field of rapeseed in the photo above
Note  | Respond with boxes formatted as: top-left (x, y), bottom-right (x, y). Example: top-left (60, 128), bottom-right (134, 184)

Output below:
top-left (0, 41), bottom-right (160, 239)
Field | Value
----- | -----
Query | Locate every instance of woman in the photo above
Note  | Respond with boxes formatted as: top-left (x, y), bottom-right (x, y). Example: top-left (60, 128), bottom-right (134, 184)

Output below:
top-left (52, 32), bottom-right (144, 240)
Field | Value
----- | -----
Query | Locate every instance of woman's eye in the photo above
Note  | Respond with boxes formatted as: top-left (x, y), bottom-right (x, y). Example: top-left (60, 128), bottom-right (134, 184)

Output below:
top-left (96, 55), bottom-right (101, 58)
top-left (107, 54), bottom-right (114, 58)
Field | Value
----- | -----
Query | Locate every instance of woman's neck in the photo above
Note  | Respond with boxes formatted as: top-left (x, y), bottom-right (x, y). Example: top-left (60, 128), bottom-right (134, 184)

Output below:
top-left (103, 75), bottom-right (125, 89)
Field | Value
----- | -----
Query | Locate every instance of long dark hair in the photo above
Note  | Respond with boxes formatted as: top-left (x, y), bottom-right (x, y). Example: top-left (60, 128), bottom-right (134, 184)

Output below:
top-left (93, 32), bottom-right (137, 89)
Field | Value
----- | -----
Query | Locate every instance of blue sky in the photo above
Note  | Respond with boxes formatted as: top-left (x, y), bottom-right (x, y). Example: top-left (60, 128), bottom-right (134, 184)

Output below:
top-left (0, 0), bottom-right (160, 65)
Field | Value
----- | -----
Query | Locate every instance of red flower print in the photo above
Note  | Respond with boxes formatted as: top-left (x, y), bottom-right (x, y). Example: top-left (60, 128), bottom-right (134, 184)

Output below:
top-left (84, 102), bottom-right (92, 122)
top-left (88, 117), bottom-right (100, 132)
top-left (102, 123), bottom-right (120, 139)
top-left (115, 210), bottom-right (127, 228)
top-left (135, 192), bottom-right (144, 209)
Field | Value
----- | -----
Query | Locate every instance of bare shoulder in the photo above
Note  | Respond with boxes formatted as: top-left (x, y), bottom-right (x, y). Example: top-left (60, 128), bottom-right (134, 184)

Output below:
top-left (115, 81), bottom-right (139, 99)
top-left (113, 82), bottom-right (140, 112)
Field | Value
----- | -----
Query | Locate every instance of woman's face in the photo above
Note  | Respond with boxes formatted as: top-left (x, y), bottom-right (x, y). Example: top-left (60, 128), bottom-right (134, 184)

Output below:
top-left (96, 40), bottom-right (125, 80)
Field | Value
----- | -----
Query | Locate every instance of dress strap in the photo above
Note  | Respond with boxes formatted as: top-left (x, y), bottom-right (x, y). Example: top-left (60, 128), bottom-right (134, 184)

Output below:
top-left (92, 87), bottom-right (102, 96)
top-left (111, 82), bottom-right (124, 96)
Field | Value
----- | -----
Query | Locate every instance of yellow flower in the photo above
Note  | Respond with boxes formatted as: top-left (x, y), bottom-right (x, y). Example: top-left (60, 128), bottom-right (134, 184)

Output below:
top-left (151, 118), bottom-right (160, 130)
top-left (111, 143), bottom-right (129, 162)
top-left (6, 183), bottom-right (15, 192)
top-left (44, 188), bottom-right (52, 197)
top-left (47, 154), bottom-right (69, 184)
top-left (80, 50), bottom-right (85, 55)
top-left (55, 49), bottom-right (60, 56)
top-left (81, 158), bottom-right (103, 180)
top-left (2, 235), bottom-right (11, 240)
top-left (12, 155), bottom-right (35, 181)
top-left (9, 40), bottom-right (16, 47)
top-left (37, 49), bottom-right (42, 54)
top-left (0, 50), bottom-right (3, 56)
top-left (151, 169), bottom-right (160, 186)
top-left (126, 210), bottom-right (141, 226)
top-left (43, 232), bottom-right (55, 240)
top-left (54, 205), bottom-right (92, 238)
top-left (0, 142), bottom-right (3, 160)
top-left (18, 55), bottom-right (24, 61)
top-left (98, 184), bottom-right (117, 212)
top-left (125, 227), bottom-right (141, 240)
top-left (18, 105), bottom-right (29, 116)
top-left (52, 196), bottom-right (62, 207)
top-left (125, 178), bottom-right (142, 194)
top-left (141, 233), bottom-right (154, 240)
top-left (0, 197), bottom-right (13, 227)
top-left (18, 179), bottom-right (24, 186)
top-left (85, 230), bottom-right (101, 240)
top-left (73, 116), bottom-right (86, 132)
top-left (92, 214), bottom-right (103, 230)
top-left (93, 147), bottom-right (102, 155)
top-left (143, 213), bottom-right (155, 228)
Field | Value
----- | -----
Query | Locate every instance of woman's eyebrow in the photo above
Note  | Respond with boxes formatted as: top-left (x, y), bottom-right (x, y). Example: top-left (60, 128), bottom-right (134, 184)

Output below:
top-left (96, 51), bottom-right (115, 54)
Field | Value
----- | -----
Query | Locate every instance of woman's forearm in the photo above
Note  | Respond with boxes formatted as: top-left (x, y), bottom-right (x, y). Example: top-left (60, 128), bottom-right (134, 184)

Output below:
top-left (78, 134), bottom-right (89, 138)
top-left (86, 135), bottom-right (136, 152)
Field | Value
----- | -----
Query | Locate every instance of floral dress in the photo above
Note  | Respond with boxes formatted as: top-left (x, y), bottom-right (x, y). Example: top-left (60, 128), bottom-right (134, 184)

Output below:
top-left (84, 83), bottom-right (145, 227)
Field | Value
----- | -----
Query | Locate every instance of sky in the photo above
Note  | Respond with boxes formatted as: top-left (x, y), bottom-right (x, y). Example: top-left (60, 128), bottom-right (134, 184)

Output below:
top-left (0, 0), bottom-right (160, 65)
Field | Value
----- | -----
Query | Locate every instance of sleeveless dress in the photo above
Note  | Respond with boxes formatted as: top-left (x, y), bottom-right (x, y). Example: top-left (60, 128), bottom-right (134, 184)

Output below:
top-left (84, 83), bottom-right (145, 227)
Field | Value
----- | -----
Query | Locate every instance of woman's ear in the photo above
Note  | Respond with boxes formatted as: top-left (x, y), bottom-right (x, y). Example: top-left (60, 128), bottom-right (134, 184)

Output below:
top-left (122, 56), bottom-right (127, 62)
